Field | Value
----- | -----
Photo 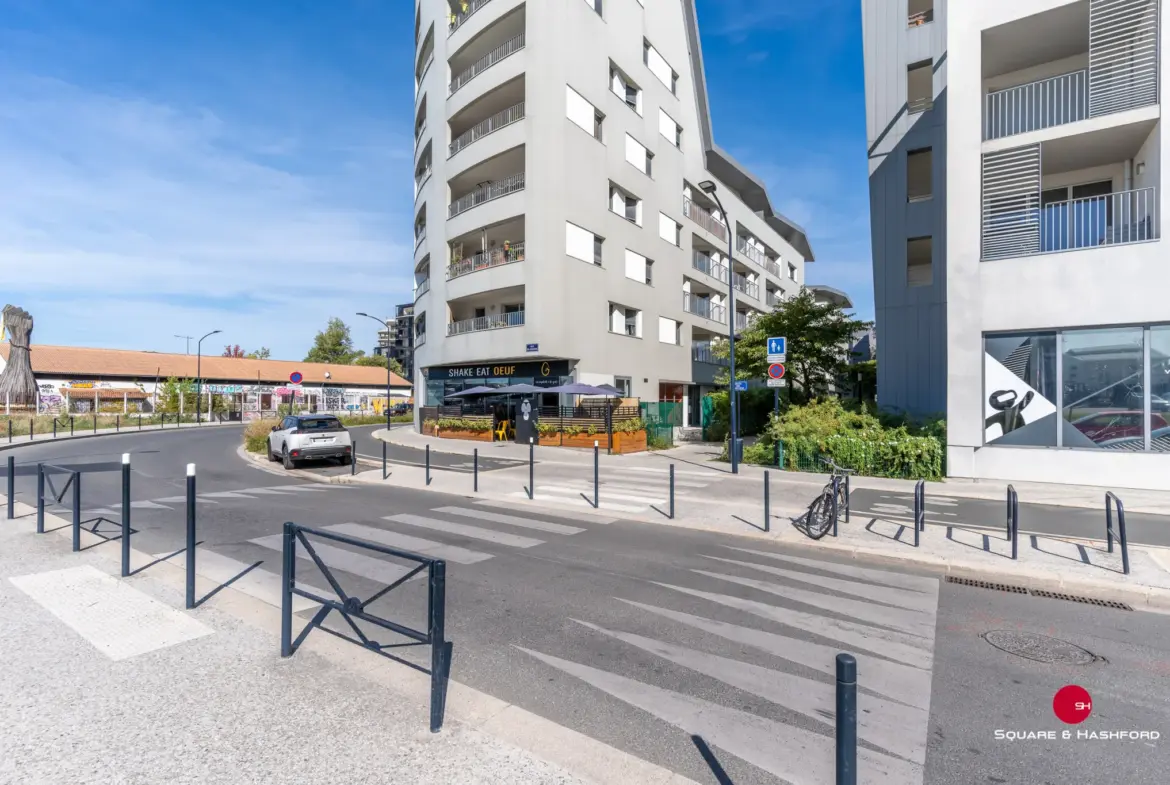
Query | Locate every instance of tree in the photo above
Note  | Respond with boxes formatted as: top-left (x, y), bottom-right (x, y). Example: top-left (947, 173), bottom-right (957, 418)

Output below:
top-left (245, 347), bottom-right (271, 360)
top-left (304, 318), bottom-right (359, 364)
top-left (714, 289), bottom-right (870, 405)
top-left (353, 354), bottom-right (404, 376)
top-left (223, 344), bottom-right (245, 358)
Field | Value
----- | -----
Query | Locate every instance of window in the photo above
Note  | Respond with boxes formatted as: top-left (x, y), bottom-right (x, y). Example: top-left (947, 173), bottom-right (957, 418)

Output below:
top-left (658, 213), bottom-right (681, 246)
top-left (610, 64), bottom-right (642, 115)
top-left (503, 304), bottom-right (523, 314)
top-left (567, 86), bottom-right (603, 141)
top-left (645, 259), bottom-right (654, 285)
top-left (984, 332), bottom-right (1058, 446)
top-left (908, 0), bottom-right (934, 26)
top-left (787, 263), bottom-right (797, 282)
top-left (566, 221), bottom-right (603, 266)
top-left (659, 109), bottom-right (682, 147)
top-left (624, 249), bottom-right (651, 284)
top-left (609, 182), bottom-right (642, 226)
top-left (474, 307), bottom-right (486, 319)
top-left (625, 134), bottom-right (651, 175)
top-left (610, 303), bottom-right (642, 337)
top-left (614, 376), bottom-right (632, 397)
top-left (907, 148), bottom-right (932, 202)
top-left (1062, 327), bottom-right (1143, 449)
top-left (907, 60), bottom-right (933, 113)
top-left (643, 40), bottom-right (677, 94)
top-left (1151, 327), bottom-right (1170, 452)
top-left (658, 317), bottom-right (680, 345)
top-left (907, 236), bottom-right (932, 286)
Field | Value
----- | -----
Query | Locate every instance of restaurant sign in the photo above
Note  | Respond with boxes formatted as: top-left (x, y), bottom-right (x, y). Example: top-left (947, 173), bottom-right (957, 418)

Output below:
top-left (427, 360), bottom-right (569, 381)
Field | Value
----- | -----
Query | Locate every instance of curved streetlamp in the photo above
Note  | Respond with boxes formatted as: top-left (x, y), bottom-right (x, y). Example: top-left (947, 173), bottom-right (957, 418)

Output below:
top-left (697, 180), bottom-right (739, 474)
top-left (357, 312), bottom-right (393, 429)
top-left (195, 329), bottom-right (222, 424)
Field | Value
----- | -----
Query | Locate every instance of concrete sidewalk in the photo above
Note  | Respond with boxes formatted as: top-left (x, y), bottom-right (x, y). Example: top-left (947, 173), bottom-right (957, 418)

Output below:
top-left (381, 426), bottom-right (1170, 515)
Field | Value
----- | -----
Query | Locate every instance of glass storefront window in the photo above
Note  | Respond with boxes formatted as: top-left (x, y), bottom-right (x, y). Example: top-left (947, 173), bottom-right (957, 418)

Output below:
top-left (984, 332), bottom-right (1057, 446)
top-left (1149, 326), bottom-right (1170, 452)
top-left (1061, 327), bottom-right (1144, 449)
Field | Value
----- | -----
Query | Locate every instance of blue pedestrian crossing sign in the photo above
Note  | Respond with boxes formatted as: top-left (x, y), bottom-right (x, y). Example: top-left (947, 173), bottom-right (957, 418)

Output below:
top-left (767, 336), bottom-right (786, 355)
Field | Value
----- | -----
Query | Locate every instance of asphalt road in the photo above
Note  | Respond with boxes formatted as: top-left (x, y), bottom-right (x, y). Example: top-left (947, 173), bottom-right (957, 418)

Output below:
top-left (3, 427), bottom-right (1168, 784)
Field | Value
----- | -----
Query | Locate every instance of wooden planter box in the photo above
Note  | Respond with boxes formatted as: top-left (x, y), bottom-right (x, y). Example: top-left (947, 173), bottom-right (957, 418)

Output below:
top-left (612, 430), bottom-right (647, 454)
top-left (538, 434), bottom-right (562, 447)
top-left (437, 429), bottom-right (492, 442)
top-left (421, 423), bottom-right (438, 436)
top-left (561, 433), bottom-right (609, 449)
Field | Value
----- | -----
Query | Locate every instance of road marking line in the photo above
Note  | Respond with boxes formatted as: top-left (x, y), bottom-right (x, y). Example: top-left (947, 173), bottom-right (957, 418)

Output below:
top-left (433, 506), bottom-right (588, 535)
top-left (129, 500), bottom-right (171, 509)
top-left (324, 522), bottom-right (493, 565)
top-left (235, 487), bottom-right (297, 495)
top-left (200, 491), bottom-right (256, 500)
top-left (722, 547), bottom-right (940, 594)
top-left (383, 514), bottom-right (544, 548)
top-left (250, 535), bottom-right (416, 585)
top-left (9, 565), bottom-right (213, 661)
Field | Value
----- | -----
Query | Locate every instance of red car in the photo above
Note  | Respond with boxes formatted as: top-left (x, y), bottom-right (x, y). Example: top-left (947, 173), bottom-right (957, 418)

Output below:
top-left (1073, 411), bottom-right (1168, 442)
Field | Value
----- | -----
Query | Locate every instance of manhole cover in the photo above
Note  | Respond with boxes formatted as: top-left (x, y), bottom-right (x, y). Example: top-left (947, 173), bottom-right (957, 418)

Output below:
top-left (981, 630), bottom-right (1099, 665)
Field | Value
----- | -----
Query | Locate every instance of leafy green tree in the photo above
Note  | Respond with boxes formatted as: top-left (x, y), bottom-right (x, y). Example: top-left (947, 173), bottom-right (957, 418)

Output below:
top-left (304, 318), bottom-right (359, 364)
top-left (714, 289), bottom-right (870, 404)
top-left (157, 377), bottom-right (196, 413)
top-left (352, 354), bottom-right (405, 376)
top-left (245, 347), bottom-right (271, 360)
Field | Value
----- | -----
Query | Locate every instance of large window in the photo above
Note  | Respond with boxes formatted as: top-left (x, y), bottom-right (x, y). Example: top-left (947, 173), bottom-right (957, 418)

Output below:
top-left (984, 324), bottom-right (1170, 451)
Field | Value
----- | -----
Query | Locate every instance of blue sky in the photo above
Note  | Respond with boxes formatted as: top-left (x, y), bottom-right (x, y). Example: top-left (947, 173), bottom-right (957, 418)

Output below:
top-left (0, 0), bottom-right (870, 361)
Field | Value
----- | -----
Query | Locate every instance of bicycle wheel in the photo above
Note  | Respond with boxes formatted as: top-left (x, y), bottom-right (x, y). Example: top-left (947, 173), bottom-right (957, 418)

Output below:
top-left (804, 488), bottom-right (835, 540)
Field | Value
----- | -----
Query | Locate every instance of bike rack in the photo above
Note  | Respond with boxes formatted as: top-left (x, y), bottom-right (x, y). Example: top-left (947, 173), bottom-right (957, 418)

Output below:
top-left (1105, 492), bottom-right (1130, 575)
top-left (913, 480), bottom-right (925, 547)
top-left (280, 522), bottom-right (452, 732)
top-left (1005, 485), bottom-right (1019, 560)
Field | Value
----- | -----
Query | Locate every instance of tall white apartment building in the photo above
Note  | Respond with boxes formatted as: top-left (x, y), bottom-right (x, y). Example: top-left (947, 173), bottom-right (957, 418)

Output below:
top-left (864, 0), bottom-right (1168, 489)
top-left (411, 0), bottom-right (814, 426)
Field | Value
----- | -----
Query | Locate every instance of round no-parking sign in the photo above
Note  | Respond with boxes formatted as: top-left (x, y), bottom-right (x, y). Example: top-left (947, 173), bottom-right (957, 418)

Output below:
top-left (289, 371), bottom-right (303, 384)
top-left (768, 363), bottom-right (786, 380)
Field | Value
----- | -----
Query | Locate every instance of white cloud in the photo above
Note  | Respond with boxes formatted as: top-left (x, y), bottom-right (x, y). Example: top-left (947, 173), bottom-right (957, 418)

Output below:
top-left (0, 75), bottom-right (414, 358)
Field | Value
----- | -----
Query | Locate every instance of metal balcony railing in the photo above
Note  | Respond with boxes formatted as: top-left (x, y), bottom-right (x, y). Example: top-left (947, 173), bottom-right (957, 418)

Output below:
top-left (415, 225), bottom-right (427, 247)
top-left (692, 343), bottom-right (729, 366)
top-left (691, 252), bottom-right (728, 283)
top-left (449, 102), bottom-right (525, 157)
top-left (732, 273), bottom-right (759, 300)
top-left (984, 70), bottom-right (1088, 141)
top-left (763, 258), bottom-right (782, 278)
top-left (416, 52), bottom-right (434, 94)
top-left (447, 242), bottom-right (524, 279)
top-left (449, 33), bottom-right (525, 96)
top-left (415, 119), bottom-right (427, 145)
top-left (735, 312), bottom-right (749, 331)
top-left (448, 309), bottom-right (525, 336)
top-left (415, 164), bottom-right (432, 193)
top-left (448, 172), bottom-right (525, 218)
top-left (1038, 187), bottom-right (1159, 254)
top-left (449, 0), bottom-right (493, 35)
top-left (415, 331), bottom-right (427, 347)
top-left (766, 291), bottom-right (781, 308)
top-left (683, 292), bottom-right (726, 323)
top-left (683, 196), bottom-right (728, 241)
top-left (736, 237), bottom-right (766, 266)
top-left (415, 278), bottom-right (430, 299)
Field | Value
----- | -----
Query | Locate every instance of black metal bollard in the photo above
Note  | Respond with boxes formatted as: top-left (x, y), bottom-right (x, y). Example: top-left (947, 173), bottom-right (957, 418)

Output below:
top-left (764, 470), bottom-right (770, 532)
top-left (836, 653), bottom-right (857, 785)
top-left (669, 464), bottom-right (675, 519)
top-left (1106, 492), bottom-right (1130, 576)
top-left (382, 440), bottom-right (388, 480)
top-left (116, 414), bottom-right (120, 432)
top-left (53, 419), bottom-right (57, 438)
top-left (36, 464), bottom-right (45, 533)
top-left (1006, 485), bottom-right (1018, 560)
top-left (527, 439), bottom-right (534, 499)
top-left (428, 559), bottom-right (448, 733)
top-left (913, 480), bottom-right (924, 548)
top-left (843, 473), bottom-right (851, 523)
top-left (426, 444), bottom-right (431, 486)
top-left (121, 454), bottom-right (131, 577)
top-left (28, 418), bottom-right (33, 441)
top-left (6, 453), bottom-right (14, 521)
top-left (71, 471), bottom-right (81, 552)
top-left (473, 448), bottom-right (478, 493)
top-left (138, 414), bottom-right (142, 430)
top-left (70, 416), bottom-right (74, 436)
top-left (93, 415), bottom-right (97, 434)
top-left (280, 521), bottom-right (295, 658)
top-left (831, 476), bottom-right (840, 538)
top-left (593, 441), bottom-right (599, 509)
top-left (186, 464), bottom-right (196, 609)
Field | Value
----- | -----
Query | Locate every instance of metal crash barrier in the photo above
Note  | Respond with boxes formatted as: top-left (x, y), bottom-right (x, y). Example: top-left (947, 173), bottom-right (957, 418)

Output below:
top-left (279, 522), bottom-right (452, 732)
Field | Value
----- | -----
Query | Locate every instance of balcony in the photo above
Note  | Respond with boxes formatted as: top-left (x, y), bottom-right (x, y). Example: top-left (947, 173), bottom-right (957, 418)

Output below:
top-left (1038, 187), bottom-right (1159, 253)
top-left (984, 71), bottom-right (1088, 141)
top-left (766, 290), bottom-right (781, 308)
top-left (692, 342), bottom-right (728, 367)
top-left (683, 196), bottom-right (728, 241)
top-left (732, 272), bottom-right (759, 300)
top-left (450, 33), bottom-right (525, 96)
top-left (691, 251), bottom-right (728, 283)
top-left (735, 236), bottom-right (782, 278)
top-left (415, 118), bottom-right (427, 146)
top-left (450, 101), bottom-right (525, 157)
top-left (448, 242), bottom-right (524, 279)
top-left (448, 308), bottom-right (525, 336)
top-left (683, 292), bottom-right (726, 324)
top-left (415, 158), bottom-right (433, 196)
top-left (416, 52), bottom-right (434, 97)
top-left (416, 331), bottom-right (427, 348)
top-left (414, 224), bottom-right (427, 248)
top-left (415, 277), bottom-right (430, 300)
top-left (735, 312), bottom-right (750, 332)
top-left (449, 0), bottom-right (493, 35)
top-left (448, 171), bottom-right (525, 218)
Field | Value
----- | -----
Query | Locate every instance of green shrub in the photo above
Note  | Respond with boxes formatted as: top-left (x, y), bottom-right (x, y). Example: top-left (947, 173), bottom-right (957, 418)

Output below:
top-left (243, 418), bottom-right (273, 453)
top-left (612, 418), bottom-right (645, 434)
top-left (436, 417), bottom-right (491, 433)
top-left (537, 423), bottom-right (560, 437)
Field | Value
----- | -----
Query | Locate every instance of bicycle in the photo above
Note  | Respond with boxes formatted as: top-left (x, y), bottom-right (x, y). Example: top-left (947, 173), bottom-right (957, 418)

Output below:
top-left (801, 458), bottom-right (855, 540)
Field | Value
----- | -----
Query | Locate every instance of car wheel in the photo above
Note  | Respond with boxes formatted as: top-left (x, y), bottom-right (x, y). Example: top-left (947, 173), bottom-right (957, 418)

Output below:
top-left (267, 440), bottom-right (279, 462)
top-left (340, 454), bottom-right (352, 466)
top-left (282, 445), bottom-right (296, 470)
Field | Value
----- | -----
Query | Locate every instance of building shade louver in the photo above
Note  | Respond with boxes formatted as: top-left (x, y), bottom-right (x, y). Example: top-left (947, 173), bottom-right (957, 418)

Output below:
top-left (981, 144), bottom-right (1042, 261)
top-left (1088, 0), bottom-right (1160, 117)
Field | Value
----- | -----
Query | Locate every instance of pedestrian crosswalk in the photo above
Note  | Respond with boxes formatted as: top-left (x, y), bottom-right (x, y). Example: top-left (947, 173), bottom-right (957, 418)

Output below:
top-left (505, 464), bottom-right (719, 513)
top-left (84, 483), bottom-right (351, 516)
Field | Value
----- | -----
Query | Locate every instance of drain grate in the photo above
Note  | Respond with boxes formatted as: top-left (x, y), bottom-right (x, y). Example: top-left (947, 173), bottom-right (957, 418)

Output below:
top-left (946, 576), bottom-right (1028, 593)
top-left (1029, 589), bottom-right (1133, 611)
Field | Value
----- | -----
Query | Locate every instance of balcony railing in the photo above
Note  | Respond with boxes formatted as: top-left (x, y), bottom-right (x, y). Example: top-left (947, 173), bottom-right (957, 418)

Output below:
top-left (692, 343), bottom-right (729, 367)
top-left (908, 8), bottom-right (934, 26)
top-left (766, 291), bottom-right (781, 308)
top-left (1039, 187), bottom-right (1159, 253)
top-left (415, 225), bottom-right (427, 247)
top-left (416, 52), bottom-right (434, 94)
top-left (448, 309), bottom-right (525, 336)
top-left (449, 33), bottom-right (525, 96)
top-left (691, 252), bottom-right (728, 283)
top-left (416, 331), bottom-right (426, 347)
top-left (683, 292), bottom-right (726, 323)
top-left (683, 196), bottom-right (728, 241)
top-left (736, 237), bottom-right (766, 267)
top-left (415, 164), bottom-right (432, 193)
top-left (735, 312), bottom-right (749, 332)
top-left (447, 242), bottom-right (525, 279)
top-left (449, 0), bottom-right (493, 35)
top-left (732, 273), bottom-right (759, 300)
top-left (984, 70), bottom-right (1087, 141)
top-left (448, 172), bottom-right (525, 218)
top-left (415, 119), bottom-right (427, 145)
top-left (415, 278), bottom-right (430, 299)
top-left (449, 101), bottom-right (525, 157)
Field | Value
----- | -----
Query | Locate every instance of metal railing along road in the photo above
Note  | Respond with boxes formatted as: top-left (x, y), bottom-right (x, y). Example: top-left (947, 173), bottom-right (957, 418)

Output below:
top-left (447, 309), bottom-right (525, 336)
top-left (691, 252), bottom-right (728, 283)
top-left (691, 343), bottom-right (728, 366)
top-left (448, 172), bottom-right (525, 218)
top-left (683, 196), bottom-right (728, 241)
top-left (449, 0), bottom-right (493, 34)
top-left (449, 33), bottom-right (525, 96)
top-left (447, 242), bottom-right (524, 280)
top-left (682, 292), bottom-right (726, 323)
top-left (449, 102), bottom-right (525, 157)
top-left (984, 70), bottom-right (1087, 141)
top-left (732, 272), bottom-right (759, 300)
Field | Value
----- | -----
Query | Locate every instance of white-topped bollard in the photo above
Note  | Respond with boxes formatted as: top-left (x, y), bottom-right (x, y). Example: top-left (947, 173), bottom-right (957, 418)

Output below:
top-left (121, 453), bottom-right (132, 577)
top-left (186, 463), bottom-right (197, 608)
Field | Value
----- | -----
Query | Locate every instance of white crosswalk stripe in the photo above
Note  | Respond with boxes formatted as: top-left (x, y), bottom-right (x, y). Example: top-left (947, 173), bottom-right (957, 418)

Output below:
top-left (433, 506), bottom-right (586, 535)
top-left (505, 491), bottom-right (645, 513)
top-left (250, 534), bottom-right (416, 585)
top-left (383, 514), bottom-right (544, 548)
top-left (508, 467), bottom-right (714, 514)
top-left (324, 522), bottom-right (493, 565)
top-left (475, 499), bottom-right (617, 523)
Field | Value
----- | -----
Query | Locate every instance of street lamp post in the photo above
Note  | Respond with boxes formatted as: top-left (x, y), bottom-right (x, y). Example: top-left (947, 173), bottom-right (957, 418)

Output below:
top-left (357, 312), bottom-right (393, 429)
top-left (195, 330), bottom-right (222, 424)
top-left (698, 181), bottom-right (739, 474)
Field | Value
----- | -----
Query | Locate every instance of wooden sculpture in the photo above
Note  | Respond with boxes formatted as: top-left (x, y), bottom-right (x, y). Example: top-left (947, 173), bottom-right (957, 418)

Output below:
top-left (0, 305), bottom-right (37, 408)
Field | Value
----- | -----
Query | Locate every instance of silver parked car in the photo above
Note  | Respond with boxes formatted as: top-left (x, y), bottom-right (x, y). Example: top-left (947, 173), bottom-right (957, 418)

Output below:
top-left (267, 414), bottom-right (353, 469)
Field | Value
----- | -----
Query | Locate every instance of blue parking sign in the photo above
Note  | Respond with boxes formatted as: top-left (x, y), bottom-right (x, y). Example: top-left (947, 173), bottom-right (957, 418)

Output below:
top-left (767, 336), bottom-right (786, 355)
top-left (733, 381), bottom-right (749, 392)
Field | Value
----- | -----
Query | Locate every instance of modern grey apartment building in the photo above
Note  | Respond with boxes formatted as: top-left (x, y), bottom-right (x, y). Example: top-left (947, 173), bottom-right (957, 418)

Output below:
top-left (411, 0), bottom-right (814, 426)
top-left (374, 304), bottom-right (416, 380)
top-left (863, 0), bottom-right (1167, 489)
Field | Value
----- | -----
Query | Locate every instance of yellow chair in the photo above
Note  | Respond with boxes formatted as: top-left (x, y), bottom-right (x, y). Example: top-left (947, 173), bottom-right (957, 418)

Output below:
top-left (494, 421), bottom-right (509, 442)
